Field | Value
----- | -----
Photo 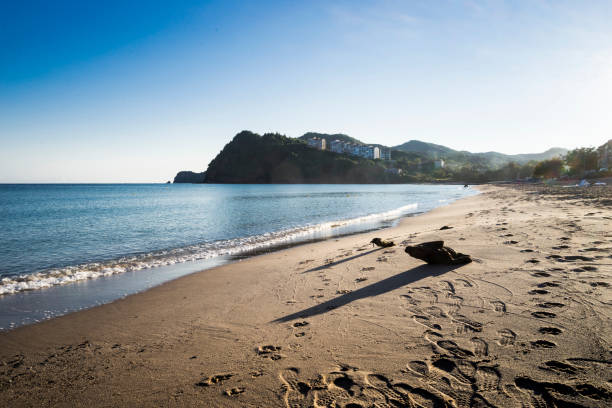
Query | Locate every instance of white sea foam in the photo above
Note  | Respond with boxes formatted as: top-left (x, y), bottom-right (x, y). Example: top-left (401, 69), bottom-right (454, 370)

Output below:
top-left (0, 203), bottom-right (418, 295)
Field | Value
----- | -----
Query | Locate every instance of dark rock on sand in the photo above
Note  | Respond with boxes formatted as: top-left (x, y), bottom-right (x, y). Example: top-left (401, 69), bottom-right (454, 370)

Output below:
top-left (405, 241), bottom-right (472, 265)
top-left (371, 238), bottom-right (395, 248)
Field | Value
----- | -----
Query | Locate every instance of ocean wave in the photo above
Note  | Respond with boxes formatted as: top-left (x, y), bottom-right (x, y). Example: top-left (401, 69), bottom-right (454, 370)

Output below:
top-left (0, 203), bottom-right (418, 295)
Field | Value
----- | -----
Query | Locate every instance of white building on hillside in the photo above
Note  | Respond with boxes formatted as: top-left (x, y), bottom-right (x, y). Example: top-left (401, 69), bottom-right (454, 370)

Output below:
top-left (307, 137), bottom-right (326, 150)
top-left (434, 159), bottom-right (445, 169)
top-left (359, 145), bottom-right (380, 160)
top-left (329, 140), bottom-right (344, 153)
top-left (328, 140), bottom-right (381, 159)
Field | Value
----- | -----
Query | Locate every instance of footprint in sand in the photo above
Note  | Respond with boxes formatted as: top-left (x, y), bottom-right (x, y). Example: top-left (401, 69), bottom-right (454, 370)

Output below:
top-left (405, 360), bottom-right (430, 377)
top-left (530, 339), bottom-right (557, 349)
top-left (365, 373), bottom-right (409, 405)
top-left (536, 302), bottom-right (564, 308)
top-left (450, 314), bottom-right (483, 333)
top-left (436, 340), bottom-right (475, 358)
top-left (490, 300), bottom-right (507, 313)
top-left (438, 280), bottom-right (455, 293)
top-left (424, 329), bottom-right (444, 345)
top-left (257, 345), bottom-right (282, 360)
top-left (497, 329), bottom-right (516, 346)
top-left (412, 315), bottom-right (442, 331)
top-left (513, 376), bottom-right (609, 407)
top-left (431, 356), bottom-right (475, 384)
top-left (560, 255), bottom-right (595, 262)
top-left (538, 327), bottom-right (562, 335)
top-left (293, 321), bottom-right (309, 327)
top-left (540, 361), bottom-right (579, 374)
top-left (503, 384), bottom-right (529, 405)
top-left (224, 387), bottom-right (245, 396)
top-left (393, 382), bottom-right (449, 407)
top-left (475, 366), bottom-right (500, 392)
top-left (527, 289), bottom-right (550, 295)
top-left (531, 271), bottom-right (551, 278)
top-left (196, 373), bottom-right (233, 387)
top-left (279, 368), bottom-right (312, 408)
top-left (471, 337), bottom-right (489, 357)
top-left (531, 311), bottom-right (556, 319)
top-left (423, 305), bottom-right (447, 319)
top-left (447, 294), bottom-right (463, 308)
top-left (537, 281), bottom-right (560, 288)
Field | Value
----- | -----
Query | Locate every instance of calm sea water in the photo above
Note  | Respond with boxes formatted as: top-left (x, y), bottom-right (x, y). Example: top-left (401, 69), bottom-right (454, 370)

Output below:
top-left (0, 184), bottom-right (476, 329)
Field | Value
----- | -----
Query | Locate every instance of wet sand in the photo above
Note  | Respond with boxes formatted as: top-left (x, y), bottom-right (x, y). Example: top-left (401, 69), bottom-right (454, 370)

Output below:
top-left (0, 185), bottom-right (610, 407)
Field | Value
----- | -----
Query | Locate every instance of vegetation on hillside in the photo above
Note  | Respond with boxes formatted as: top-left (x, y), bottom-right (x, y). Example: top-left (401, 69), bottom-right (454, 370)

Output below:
top-left (204, 131), bottom-right (403, 183)
top-left (174, 131), bottom-right (611, 184)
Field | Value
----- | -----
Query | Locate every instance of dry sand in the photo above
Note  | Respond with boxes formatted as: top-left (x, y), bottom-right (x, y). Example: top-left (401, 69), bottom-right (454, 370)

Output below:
top-left (0, 185), bottom-right (610, 407)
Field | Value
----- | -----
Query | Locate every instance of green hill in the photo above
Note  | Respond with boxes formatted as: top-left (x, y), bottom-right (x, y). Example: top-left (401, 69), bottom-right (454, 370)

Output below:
top-left (393, 140), bottom-right (567, 167)
top-left (298, 132), bottom-right (365, 146)
top-left (204, 131), bottom-right (401, 183)
top-left (393, 140), bottom-right (460, 157)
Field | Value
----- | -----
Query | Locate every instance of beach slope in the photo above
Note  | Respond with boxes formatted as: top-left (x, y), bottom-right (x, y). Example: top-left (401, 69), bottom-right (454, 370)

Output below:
top-left (0, 185), bottom-right (610, 407)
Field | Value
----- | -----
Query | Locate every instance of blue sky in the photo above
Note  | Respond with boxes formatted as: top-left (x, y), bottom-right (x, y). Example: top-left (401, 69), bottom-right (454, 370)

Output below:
top-left (1, 0), bottom-right (611, 182)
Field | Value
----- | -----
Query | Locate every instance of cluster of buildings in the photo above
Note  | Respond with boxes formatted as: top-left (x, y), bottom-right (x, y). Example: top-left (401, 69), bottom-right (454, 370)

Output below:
top-left (307, 137), bottom-right (392, 161)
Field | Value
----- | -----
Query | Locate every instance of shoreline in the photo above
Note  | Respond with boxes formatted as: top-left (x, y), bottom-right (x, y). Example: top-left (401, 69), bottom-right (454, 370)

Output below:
top-left (0, 186), bottom-right (475, 329)
top-left (0, 218), bottom-right (409, 332)
top-left (1, 185), bottom-right (610, 407)
top-left (0, 187), bottom-right (450, 297)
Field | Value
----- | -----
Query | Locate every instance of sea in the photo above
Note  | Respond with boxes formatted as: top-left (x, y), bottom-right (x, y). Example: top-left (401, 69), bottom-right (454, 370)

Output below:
top-left (0, 184), bottom-right (476, 330)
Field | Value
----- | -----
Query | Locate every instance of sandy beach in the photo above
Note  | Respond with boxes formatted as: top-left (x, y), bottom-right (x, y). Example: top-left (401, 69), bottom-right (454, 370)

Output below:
top-left (0, 185), bottom-right (610, 407)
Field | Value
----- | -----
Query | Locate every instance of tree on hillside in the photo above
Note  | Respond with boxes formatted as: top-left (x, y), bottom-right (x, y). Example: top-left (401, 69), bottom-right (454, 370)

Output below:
top-left (565, 147), bottom-right (598, 175)
top-left (533, 158), bottom-right (564, 179)
top-left (518, 161), bottom-right (537, 179)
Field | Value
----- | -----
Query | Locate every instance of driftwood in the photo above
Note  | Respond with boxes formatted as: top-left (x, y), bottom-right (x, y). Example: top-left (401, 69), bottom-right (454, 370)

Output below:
top-left (405, 241), bottom-right (471, 265)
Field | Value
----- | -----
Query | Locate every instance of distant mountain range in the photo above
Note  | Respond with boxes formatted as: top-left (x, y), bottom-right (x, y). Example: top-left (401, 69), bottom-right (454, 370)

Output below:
top-left (300, 133), bottom-right (567, 166)
top-left (392, 140), bottom-right (567, 166)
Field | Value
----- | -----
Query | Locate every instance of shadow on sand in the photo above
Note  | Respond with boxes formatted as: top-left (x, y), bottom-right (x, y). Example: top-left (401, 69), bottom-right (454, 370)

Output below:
top-left (303, 248), bottom-right (383, 273)
top-left (273, 263), bottom-right (467, 323)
